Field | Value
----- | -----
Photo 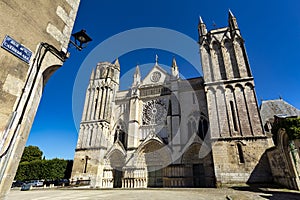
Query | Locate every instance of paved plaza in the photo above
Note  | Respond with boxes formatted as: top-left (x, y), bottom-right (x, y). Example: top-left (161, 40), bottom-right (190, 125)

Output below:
top-left (7, 187), bottom-right (300, 200)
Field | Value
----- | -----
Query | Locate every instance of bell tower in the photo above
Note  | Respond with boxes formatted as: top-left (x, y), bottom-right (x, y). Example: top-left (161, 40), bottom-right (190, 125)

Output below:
top-left (199, 11), bottom-right (272, 185)
top-left (71, 60), bottom-right (120, 187)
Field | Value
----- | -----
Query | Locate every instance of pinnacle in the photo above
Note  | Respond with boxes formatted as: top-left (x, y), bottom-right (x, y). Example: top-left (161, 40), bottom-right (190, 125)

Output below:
top-left (199, 16), bottom-right (204, 24)
top-left (90, 68), bottom-right (95, 79)
top-left (114, 58), bottom-right (120, 67)
top-left (172, 57), bottom-right (177, 68)
top-left (135, 64), bottom-right (140, 75)
top-left (229, 9), bottom-right (235, 18)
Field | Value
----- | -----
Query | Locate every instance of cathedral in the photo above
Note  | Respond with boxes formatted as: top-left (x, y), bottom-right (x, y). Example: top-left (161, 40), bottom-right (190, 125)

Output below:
top-left (71, 12), bottom-right (273, 188)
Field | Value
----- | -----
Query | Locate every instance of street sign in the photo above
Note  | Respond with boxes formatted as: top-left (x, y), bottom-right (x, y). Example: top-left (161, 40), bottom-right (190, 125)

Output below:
top-left (1, 35), bottom-right (32, 64)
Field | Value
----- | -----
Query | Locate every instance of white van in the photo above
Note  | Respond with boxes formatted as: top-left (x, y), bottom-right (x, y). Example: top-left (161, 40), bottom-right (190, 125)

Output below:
top-left (29, 180), bottom-right (43, 187)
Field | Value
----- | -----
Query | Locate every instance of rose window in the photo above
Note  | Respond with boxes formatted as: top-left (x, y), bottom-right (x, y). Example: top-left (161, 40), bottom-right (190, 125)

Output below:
top-left (142, 99), bottom-right (167, 125)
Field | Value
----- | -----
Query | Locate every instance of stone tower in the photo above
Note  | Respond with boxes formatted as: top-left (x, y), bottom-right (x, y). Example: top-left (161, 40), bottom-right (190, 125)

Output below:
top-left (71, 60), bottom-right (120, 186)
top-left (199, 11), bottom-right (273, 185)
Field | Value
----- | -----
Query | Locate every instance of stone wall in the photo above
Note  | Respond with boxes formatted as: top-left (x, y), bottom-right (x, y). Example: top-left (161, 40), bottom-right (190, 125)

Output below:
top-left (0, 0), bottom-right (80, 198)
top-left (211, 138), bottom-right (273, 186)
top-left (267, 129), bottom-right (300, 190)
top-left (71, 148), bottom-right (107, 187)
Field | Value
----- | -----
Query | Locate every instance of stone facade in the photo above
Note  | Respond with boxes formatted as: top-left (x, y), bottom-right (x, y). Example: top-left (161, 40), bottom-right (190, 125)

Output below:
top-left (71, 59), bottom-right (216, 188)
top-left (71, 12), bottom-right (273, 188)
top-left (0, 1), bottom-right (80, 198)
top-left (199, 12), bottom-right (273, 186)
top-left (260, 100), bottom-right (300, 190)
top-left (267, 129), bottom-right (300, 190)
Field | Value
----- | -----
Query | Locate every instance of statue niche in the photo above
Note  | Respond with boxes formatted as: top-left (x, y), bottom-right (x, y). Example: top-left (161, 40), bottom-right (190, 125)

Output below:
top-left (114, 126), bottom-right (127, 149)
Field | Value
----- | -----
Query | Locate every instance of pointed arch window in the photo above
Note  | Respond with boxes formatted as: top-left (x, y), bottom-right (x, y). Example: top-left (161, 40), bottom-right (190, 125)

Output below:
top-left (109, 68), bottom-right (115, 78)
top-left (188, 115), bottom-right (209, 141)
top-left (83, 156), bottom-right (90, 173)
top-left (100, 67), bottom-right (107, 78)
top-left (89, 129), bottom-right (93, 146)
top-left (167, 100), bottom-right (172, 116)
top-left (230, 100), bottom-right (238, 132)
top-left (237, 143), bottom-right (245, 163)
top-left (213, 42), bottom-right (226, 80)
top-left (224, 40), bottom-right (240, 78)
top-left (93, 87), bottom-right (100, 119)
top-left (198, 116), bottom-right (209, 140)
top-left (187, 118), bottom-right (197, 140)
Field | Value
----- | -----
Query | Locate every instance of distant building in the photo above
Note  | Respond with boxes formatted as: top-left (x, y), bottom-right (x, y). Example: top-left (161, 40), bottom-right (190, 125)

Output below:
top-left (259, 99), bottom-right (300, 190)
top-left (71, 12), bottom-right (273, 188)
top-left (0, 0), bottom-right (80, 198)
top-left (260, 98), bottom-right (300, 133)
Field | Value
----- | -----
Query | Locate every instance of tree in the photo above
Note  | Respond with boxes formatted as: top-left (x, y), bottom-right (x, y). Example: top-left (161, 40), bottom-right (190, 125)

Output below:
top-left (272, 117), bottom-right (300, 143)
top-left (15, 145), bottom-right (73, 181)
top-left (20, 145), bottom-right (43, 162)
top-left (15, 159), bottom-right (73, 181)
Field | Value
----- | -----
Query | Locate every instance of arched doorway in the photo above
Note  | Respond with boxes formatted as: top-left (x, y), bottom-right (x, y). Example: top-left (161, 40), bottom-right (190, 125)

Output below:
top-left (108, 150), bottom-right (125, 188)
top-left (181, 142), bottom-right (215, 187)
top-left (137, 139), bottom-right (171, 187)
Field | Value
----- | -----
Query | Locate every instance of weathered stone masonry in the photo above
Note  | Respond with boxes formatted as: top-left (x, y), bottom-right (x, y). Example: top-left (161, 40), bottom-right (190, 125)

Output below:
top-left (71, 12), bottom-right (273, 188)
top-left (0, 1), bottom-right (80, 198)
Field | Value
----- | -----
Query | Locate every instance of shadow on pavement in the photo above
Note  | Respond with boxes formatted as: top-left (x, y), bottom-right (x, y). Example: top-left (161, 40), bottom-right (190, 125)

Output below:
top-left (231, 184), bottom-right (300, 200)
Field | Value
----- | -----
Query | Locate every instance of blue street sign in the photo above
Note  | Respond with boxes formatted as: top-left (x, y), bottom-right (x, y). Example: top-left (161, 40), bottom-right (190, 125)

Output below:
top-left (1, 35), bottom-right (32, 64)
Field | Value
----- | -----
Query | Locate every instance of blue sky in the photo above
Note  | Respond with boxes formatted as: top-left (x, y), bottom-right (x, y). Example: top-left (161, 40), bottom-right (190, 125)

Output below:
top-left (27, 0), bottom-right (300, 159)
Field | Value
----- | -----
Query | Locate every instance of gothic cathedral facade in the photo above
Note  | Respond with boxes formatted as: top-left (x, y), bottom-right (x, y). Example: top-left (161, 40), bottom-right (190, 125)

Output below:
top-left (71, 12), bottom-right (273, 188)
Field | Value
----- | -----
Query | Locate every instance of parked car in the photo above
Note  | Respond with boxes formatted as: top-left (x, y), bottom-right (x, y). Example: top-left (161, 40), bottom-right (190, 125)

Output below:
top-left (43, 179), bottom-right (69, 187)
top-left (21, 183), bottom-right (32, 191)
top-left (55, 179), bottom-right (70, 186)
top-left (11, 180), bottom-right (24, 188)
top-left (28, 180), bottom-right (43, 187)
top-left (43, 179), bottom-right (52, 187)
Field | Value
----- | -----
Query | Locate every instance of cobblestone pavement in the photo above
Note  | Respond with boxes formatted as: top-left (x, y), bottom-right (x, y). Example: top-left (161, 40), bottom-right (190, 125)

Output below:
top-left (7, 187), bottom-right (300, 200)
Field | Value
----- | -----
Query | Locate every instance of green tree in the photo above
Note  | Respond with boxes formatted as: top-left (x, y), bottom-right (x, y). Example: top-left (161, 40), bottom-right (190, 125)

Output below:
top-left (272, 117), bottom-right (300, 142)
top-left (15, 145), bottom-right (74, 181)
top-left (20, 145), bottom-right (43, 163)
top-left (15, 159), bottom-right (73, 181)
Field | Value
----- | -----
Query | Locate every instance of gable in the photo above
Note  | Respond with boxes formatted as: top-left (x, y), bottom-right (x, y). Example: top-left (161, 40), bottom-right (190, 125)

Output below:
top-left (141, 64), bottom-right (170, 86)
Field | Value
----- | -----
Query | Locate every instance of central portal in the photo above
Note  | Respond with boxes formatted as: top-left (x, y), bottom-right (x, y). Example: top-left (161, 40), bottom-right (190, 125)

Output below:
top-left (147, 166), bottom-right (163, 187)
top-left (113, 169), bottom-right (122, 188)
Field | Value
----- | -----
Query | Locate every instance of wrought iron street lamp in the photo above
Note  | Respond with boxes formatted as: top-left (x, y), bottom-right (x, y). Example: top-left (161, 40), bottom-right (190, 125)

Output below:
top-left (69, 29), bottom-right (92, 51)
